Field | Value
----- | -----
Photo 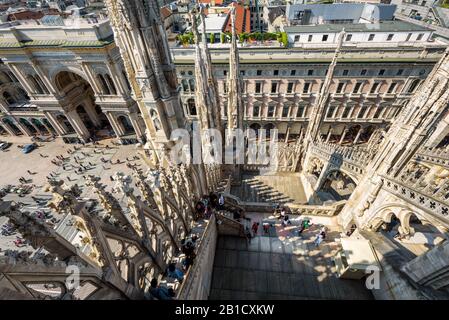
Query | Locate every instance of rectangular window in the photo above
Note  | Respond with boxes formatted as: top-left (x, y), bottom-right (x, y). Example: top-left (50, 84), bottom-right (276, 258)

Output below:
top-left (308, 35), bottom-right (313, 42)
top-left (240, 70), bottom-right (245, 76)
top-left (294, 35), bottom-right (300, 42)
top-left (368, 34), bottom-right (375, 41)
top-left (255, 82), bottom-right (262, 93)
top-left (290, 70), bottom-right (296, 76)
top-left (326, 105), bottom-right (336, 118)
top-left (307, 69), bottom-right (314, 76)
top-left (336, 82), bottom-right (345, 93)
top-left (370, 82), bottom-right (379, 93)
top-left (322, 35), bottom-right (328, 41)
top-left (417, 33), bottom-right (424, 41)
top-left (361, 69), bottom-right (367, 76)
top-left (268, 106), bottom-right (275, 117)
top-left (406, 33), bottom-right (412, 41)
top-left (282, 106), bottom-right (289, 117)
top-left (303, 82), bottom-right (310, 93)
top-left (397, 69), bottom-right (404, 76)
top-left (387, 83), bottom-right (397, 93)
top-left (342, 107), bottom-right (351, 118)
top-left (378, 69), bottom-right (385, 76)
top-left (257, 70), bottom-right (262, 76)
top-left (271, 82), bottom-right (278, 93)
top-left (224, 70), bottom-right (227, 76)
top-left (342, 70), bottom-right (349, 76)
top-left (357, 107), bottom-right (366, 119)
top-left (274, 70), bottom-right (279, 76)
top-left (253, 106), bottom-right (260, 117)
top-left (287, 82), bottom-right (294, 93)
top-left (345, 34), bottom-right (352, 41)
top-left (353, 82), bottom-right (362, 93)
top-left (387, 34), bottom-right (394, 41)
top-left (297, 105), bottom-right (305, 118)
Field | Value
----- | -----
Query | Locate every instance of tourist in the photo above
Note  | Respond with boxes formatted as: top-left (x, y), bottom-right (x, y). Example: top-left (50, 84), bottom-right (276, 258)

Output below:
top-left (263, 222), bottom-right (270, 234)
top-left (251, 222), bottom-right (259, 236)
top-left (244, 227), bottom-right (252, 243)
top-left (204, 205), bottom-right (212, 219)
top-left (167, 263), bottom-right (184, 282)
top-left (148, 279), bottom-right (173, 300)
top-left (218, 194), bottom-right (225, 210)
top-left (282, 215), bottom-right (292, 228)
top-left (314, 227), bottom-right (326, 246)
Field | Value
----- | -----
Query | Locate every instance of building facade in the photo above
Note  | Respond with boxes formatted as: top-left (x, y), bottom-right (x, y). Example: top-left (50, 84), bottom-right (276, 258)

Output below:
top-left (0, 18), bottom-right (145, 144)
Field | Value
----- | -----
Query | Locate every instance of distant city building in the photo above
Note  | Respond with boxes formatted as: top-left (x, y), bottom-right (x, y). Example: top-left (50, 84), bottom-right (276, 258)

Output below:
top-left (285, 3), bottom-right (397, 25)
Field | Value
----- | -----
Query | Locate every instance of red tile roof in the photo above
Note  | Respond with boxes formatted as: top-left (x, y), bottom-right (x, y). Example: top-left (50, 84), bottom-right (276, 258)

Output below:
top-left (199, 0), bottom-right (224, 6)
top-left (223, 2), bottom-right (250, 34)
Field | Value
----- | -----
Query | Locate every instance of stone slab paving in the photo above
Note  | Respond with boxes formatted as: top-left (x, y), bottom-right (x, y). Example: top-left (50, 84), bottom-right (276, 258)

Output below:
top-left (0, 136), bottom-right (144, 253)
top-left (209, 213), bottom-right (374, 300)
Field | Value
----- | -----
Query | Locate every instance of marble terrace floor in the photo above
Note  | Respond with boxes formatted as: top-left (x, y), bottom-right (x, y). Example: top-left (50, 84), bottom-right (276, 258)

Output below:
top-left (209, 215), bottom-right (373, 300)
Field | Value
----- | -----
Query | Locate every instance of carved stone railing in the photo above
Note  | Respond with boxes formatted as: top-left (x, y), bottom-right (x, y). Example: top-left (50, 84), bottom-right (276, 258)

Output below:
top-left (176, 214), bottom-right (217, 300)
top-left (380, 175), bottom-right (449, 222)
top-left (286, 200), bottom-right (347, 217)
top-left (309, 141), bottom-right (373, 181)
top-left (416, 147), bottom-right (449, 169)
top-left (223, 191), bottom-right (346, 217)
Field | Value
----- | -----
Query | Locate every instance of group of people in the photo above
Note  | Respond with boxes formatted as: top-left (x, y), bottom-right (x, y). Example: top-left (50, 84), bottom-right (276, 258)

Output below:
top-left (147, 234), bottom-right (199, 300)
top-left (194, 192), bottom-right (223, 220)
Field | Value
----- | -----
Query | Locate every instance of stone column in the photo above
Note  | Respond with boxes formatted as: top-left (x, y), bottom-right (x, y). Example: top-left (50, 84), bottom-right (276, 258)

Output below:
top-left (44, 112), bottom-right (65, 136)
top-left (66, 110), bottom-right (90, 141)
top-left (82, 98), bottom-right (102, 128)
top-left (105, 112), bottom-right (123, 137)
top-left (81, 62), bottom-right (101, 95)
top-left (128, 112), bottom-right (144, 140)
top-left (284, 126), bottom-right (290, 143)
top-left (326, 128), bottom-right (333, 143)
top-left (14, 119), bottom-right (32, 136)
top-left (339, 128), bottom-right (348, 145)
top-left (353, 127), bottom-right (364, 145)
top-left (106, 58), bottom-right (126, 95)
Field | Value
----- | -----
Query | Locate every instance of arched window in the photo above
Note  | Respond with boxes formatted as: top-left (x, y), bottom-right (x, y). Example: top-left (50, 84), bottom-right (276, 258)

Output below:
top-left (181, 80), bottom-right (189, 92)
top-left (407, 79), bottom-right (420, 93)
top-left (3, 91), bottom-right (15, 105)
top-left (187, 99), bottom-right (196, 115)
top-left (189, 79), bottom-right (195, 92)
top-left (105, 74), bottom-right (117, 95)
top-left (97, 74), bottom-right (110, 95)
top-left (17, 88), bottom-right (29, 100)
